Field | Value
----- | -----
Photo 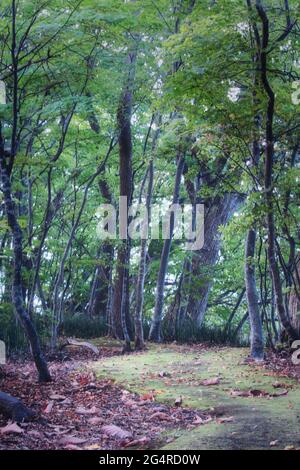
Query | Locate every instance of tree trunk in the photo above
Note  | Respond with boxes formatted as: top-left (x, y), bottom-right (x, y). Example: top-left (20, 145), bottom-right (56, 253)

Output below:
top-left (112, 49), bottom-right (137, 344)
top-left (255, 1), bottom-right (297, 340)
top-left (289, 256), bottom-right (300, 337)
top-left (0, 142), bottom-right (51, 382)
top-left (149, 155), bottom-right (185, 342)
top-left (185, 192), bottom-right (242, 327)
top-left (245, 228), bottom-right (264, 360)
top-left (0, 391), bottom-right (36, 422)
top-left (134, 160), bottom-right (154, 349)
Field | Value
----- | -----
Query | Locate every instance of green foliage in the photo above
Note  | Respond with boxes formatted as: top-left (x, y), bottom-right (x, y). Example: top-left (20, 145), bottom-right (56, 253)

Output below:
top-left (62, 314), bottom-right (108, 339)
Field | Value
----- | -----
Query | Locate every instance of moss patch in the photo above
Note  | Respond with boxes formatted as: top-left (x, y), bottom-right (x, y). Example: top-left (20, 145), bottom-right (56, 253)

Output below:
top-left (92, 344), bottom-right (300, 450)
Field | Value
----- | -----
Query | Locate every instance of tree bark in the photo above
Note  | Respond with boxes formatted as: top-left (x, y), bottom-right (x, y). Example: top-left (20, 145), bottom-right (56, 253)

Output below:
top-left (134, 160), bottom-right (154, 349)
top-left (0, 391), bottom-right (36, 422)
top-left (245, 228), bottom-right (264, 360)
top-left (185, 192), bottom-right (242, 327)
top-left (112, 49), bottom-right (137, 344)
top-left (0, 137), bottom-right (51, 382)
top-left (289, 255), bottom-right (300, 337)
top-left (255, 0), bottom-right (297, 340)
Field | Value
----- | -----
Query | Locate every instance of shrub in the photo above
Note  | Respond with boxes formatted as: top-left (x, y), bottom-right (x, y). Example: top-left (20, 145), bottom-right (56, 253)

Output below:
top-left (61, 314), bottom-right (108, 338)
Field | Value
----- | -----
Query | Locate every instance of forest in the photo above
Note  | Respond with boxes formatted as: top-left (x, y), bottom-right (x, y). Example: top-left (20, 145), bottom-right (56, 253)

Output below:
top-left (0, 0), bottom-right (300, 455)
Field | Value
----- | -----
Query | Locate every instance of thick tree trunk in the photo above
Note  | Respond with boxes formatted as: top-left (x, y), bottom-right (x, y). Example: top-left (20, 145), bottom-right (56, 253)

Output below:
top-left (0, 144), bottom-right (51, 382)
top-left (185, 192), bottom-right (242, 327)
top-left (0, 391), bottom-right (36, 422)
top-left (245, 228), bottom-right (264, 360)
top-left (149, 155), bottom-right (185, 342)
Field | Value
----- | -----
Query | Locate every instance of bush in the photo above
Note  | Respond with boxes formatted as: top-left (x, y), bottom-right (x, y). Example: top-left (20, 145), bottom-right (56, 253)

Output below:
top-left (62, 314), bottom-right (108, 338)
top-left (161, 317), bottom-right (249, 346)
top-left (0, 304), bottom-right (51, 353)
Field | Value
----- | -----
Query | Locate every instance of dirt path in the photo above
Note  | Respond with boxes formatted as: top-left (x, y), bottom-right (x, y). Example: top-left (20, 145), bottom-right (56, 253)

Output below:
top-left (92, 343), bottom-right (300, 450)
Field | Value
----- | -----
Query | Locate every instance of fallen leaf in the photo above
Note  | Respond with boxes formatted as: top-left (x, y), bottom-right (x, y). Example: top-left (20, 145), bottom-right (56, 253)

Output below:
top-left (0, 422), bottom-right (24, 435)
top-left (49, 394), bottom-right (66, 401)
top-left (84, 443), bottom-right (101, 450)
top-left (149, 412), bottom-right (172, 421)
top-left (217, 416), bottom-right (234, 424)
top-left (59, 435), bottom-right (87, 445)
top-left (230, 390), bottom-right (250, 397)
top-left (101, 425), bottom-right (132, 440)
top-left (270, 440), bottom-right (279, 447)
top-left (272, 382), bottom-right (288, 389)
top-left (270, 389), bottom-right (288, 397)
top-left (193, 415), bottom-right (204, 424)
top-left (64, 444), bottom-right (83, 450)
top-left (87, 417), bottom-right (103, 425)
top-left (141, 392), bottom-right (155, 401)
top-left (75, 406), bottom-right (98, 415)
top-left (123, 437), bottom-right (150, 448)
top-left (201, 377), bottom-right (220, 386)
top-left (43, 401), bottom-right (54, 414)
top-left (193, 415), bottom-right (212, 425)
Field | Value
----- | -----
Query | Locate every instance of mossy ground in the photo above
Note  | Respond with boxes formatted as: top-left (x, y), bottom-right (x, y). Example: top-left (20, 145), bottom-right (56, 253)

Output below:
top-left (91, 340), bottom-right (300, 450)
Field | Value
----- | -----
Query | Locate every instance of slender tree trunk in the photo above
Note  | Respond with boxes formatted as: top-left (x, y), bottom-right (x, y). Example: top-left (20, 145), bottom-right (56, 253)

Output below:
top-left (0, 142), bottom-right (51, 382)
top-left (289, 255), bottom-right (300, 337)
top-left (233, 311), bottom-right (249, 340)
top-left (134, 160), bottom-right (154, 349)
top-left (223, 288), bottom-right (246, 339)
top-left (149, 155), bottom-right (185, 342)
top-left (87, 180), bottom-right (114, 318)
top-left (112, 49), bottom-right (137, 344)
top-left (245, 228), bottom-right (264, 360)
top-left (256, 0), bottom-right (297, 340)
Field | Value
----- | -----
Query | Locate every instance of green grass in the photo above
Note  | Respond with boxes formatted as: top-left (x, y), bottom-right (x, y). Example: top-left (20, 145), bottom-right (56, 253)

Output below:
top-left (91, 342), bottom-right (300, 450)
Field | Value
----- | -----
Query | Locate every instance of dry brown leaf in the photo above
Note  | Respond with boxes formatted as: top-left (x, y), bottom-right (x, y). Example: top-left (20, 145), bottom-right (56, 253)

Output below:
top-left (64, 444), bottom-right (83, 450)
top-left (271, 389), bottom-right (288, 397)
top-left (149, 411), bottom-right (172, 421)
top-left (84, 443), bottom-right (101, 450)
top-left (59, 435), bottom-right (87, 445)
top-left (123, 437), bottom-right (150, 448)
top-left (141, 392), bottom-right (155, 401)
top-left (0, 422), bottom-right (24, 435)
top-left (75, 405), bottom-right (98, 415)
top-left (217, 416), bottom-right (234, 424)
top-left (230, 390), bottom-right (250, 397)
top-left (101, 424), bottom-right (132, 440)
top-left (49, 394), bottom-right (66, 401)
top-left (87, 417), bottom-right (103, 425)
top-left (201, 377), bottom-right (220, 386)
top-left (43, 401), bottom-right (54, 414)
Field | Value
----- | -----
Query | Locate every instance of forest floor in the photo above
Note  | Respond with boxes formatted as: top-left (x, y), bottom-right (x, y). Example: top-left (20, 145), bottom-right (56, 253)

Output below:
top-left (1, 339), bottom-right (300, 450)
